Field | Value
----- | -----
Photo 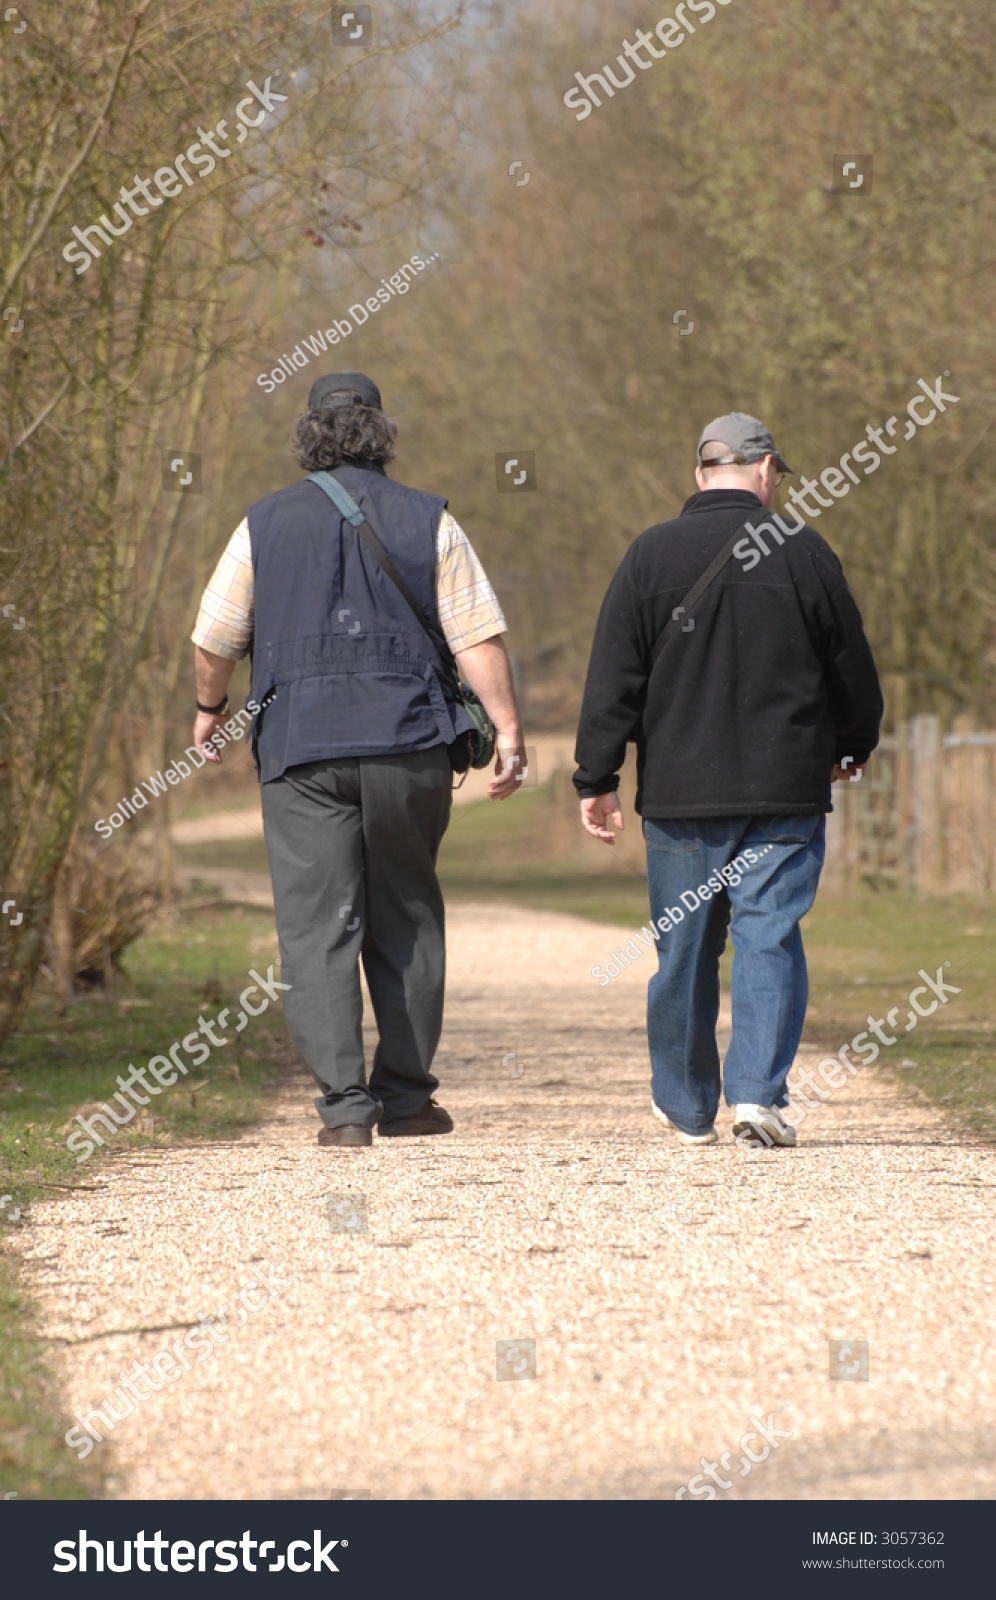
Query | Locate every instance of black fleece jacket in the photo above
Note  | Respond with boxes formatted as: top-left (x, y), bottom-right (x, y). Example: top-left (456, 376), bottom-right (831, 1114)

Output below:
top-left (573, 488), bottom-right (884, 817)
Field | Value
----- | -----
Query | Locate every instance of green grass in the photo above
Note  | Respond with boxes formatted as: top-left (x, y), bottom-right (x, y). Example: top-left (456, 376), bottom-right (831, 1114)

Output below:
top-left (797, 894), bottom-right (996, 1144)
top-left (171, 784), bottom-right (260, 825)
top-left (174, 836), bottom-right (270, 875)
top-left (0, 905), bottom-right (288, 1500)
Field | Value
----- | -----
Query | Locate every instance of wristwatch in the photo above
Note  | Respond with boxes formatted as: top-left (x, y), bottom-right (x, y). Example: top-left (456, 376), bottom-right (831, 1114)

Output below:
top-left (196, 693), bottom-right (230, 716)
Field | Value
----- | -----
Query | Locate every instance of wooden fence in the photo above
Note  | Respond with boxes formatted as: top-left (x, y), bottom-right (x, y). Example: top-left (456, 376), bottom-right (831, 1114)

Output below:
top-left (823, 715), bottom-right (996, 893)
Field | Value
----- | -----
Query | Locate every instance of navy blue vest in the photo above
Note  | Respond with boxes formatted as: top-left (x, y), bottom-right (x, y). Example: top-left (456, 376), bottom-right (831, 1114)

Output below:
top-left (247, 464), bottom-right (473, 782)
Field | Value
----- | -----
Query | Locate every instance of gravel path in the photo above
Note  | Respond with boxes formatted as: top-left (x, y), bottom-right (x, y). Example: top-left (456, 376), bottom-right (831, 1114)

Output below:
top-left (21, 905), bottom-right (995, 1500)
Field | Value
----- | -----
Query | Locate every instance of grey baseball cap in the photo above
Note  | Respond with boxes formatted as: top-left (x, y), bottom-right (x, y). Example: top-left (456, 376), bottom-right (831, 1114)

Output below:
top-left (696, 412), bottom-right (794, 474)
top-left (308, 372), bottom-right (382, 411)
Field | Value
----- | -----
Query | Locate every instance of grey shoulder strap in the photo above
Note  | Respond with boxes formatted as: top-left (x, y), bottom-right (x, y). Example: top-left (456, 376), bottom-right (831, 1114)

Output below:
top-left (307, 470), bottom-right (453, 670)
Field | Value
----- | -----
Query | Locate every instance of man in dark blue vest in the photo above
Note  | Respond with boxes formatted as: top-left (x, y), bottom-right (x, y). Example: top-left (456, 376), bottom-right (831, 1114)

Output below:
top-left (190, 373), bottom-right (526, 1147)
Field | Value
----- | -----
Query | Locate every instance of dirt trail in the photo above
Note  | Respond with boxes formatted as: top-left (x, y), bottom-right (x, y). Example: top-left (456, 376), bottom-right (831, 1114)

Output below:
top-left (20, 904), bottom-right (995, 1500)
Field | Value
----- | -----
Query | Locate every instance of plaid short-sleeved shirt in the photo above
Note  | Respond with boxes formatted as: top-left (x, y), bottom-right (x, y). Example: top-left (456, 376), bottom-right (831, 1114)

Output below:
top-left (192, 509), bottom-right (506, 661)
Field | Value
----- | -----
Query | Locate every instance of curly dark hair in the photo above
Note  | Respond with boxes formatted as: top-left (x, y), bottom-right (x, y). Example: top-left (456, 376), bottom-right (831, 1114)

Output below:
top-left (291, 405), bottom-right (398, 471)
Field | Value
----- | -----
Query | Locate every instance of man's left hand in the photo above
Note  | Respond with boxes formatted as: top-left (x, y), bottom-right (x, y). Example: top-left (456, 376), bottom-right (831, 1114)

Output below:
top-left (831, 761), bottom-right (866, 783)
top-left (581, 792), bottom-right (624, 844)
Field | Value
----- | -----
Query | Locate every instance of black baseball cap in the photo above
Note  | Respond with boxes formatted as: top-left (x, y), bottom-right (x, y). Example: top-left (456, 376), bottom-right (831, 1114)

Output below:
top-left (308, 372), bottom-right (383, 411)
top-left (696, 412), bottom-right (794, 474)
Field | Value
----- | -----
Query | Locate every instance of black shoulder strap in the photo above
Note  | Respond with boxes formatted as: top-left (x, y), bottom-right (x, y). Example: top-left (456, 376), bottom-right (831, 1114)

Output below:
top-left (650, 525), bottom-right (747, 665)
top-left (307, 470), bottom-right (455, 673)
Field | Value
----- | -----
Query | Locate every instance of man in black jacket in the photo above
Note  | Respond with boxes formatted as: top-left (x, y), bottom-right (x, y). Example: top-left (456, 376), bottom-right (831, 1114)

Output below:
top-left (573, 413), bottom-right (883, 1149)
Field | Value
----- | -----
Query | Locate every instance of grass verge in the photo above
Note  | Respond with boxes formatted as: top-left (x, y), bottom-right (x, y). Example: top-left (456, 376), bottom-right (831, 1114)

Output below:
top-left (797, 893), bottom-right (996, 1144)
top-left (0, 904), bottom-right (288, 1499)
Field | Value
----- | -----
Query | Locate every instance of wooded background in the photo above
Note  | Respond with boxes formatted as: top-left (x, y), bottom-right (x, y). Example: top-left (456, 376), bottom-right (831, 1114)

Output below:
top-left (2, 0), bottom-right (995, 1046)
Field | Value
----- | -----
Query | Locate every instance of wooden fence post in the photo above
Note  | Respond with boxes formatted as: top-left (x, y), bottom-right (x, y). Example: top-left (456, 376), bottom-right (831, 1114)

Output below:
top-left (894, 719), bottom-right (914, 891)
top-left (911, 714), bottom-right (941, 893)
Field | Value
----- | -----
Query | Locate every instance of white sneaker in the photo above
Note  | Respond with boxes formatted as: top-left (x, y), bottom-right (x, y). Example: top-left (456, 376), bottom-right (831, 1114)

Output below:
top-left (652, 1102), bottom-right (718, 1145)
top-left (732, 1103), bottom-right (797, 1148)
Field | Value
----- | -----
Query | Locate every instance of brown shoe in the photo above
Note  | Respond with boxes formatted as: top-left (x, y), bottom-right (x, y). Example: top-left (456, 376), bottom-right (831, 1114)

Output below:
top-left (318, 1125), bottom-right (373, 1147)
top-left (378, 1098), bottom-right (453, 1138)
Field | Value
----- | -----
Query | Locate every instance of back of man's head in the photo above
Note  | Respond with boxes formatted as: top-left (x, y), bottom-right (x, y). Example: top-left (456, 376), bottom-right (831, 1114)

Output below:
top-left (697, 438), bottom-right (759, 488)
top-left (292, 371), bottom-right (398, 472)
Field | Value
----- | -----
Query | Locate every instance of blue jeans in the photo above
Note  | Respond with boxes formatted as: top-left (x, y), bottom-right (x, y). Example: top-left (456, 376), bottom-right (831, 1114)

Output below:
top-left (643, 814), bottom-right (826, 1135)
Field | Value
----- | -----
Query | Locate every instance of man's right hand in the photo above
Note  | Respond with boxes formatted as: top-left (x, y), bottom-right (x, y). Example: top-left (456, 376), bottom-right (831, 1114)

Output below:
top-left (193, 711), bottom-right (226, 765)
top-left (580, 792), bottom-right (624, 845)
top-left (489, 732), bottom-right (529, 800)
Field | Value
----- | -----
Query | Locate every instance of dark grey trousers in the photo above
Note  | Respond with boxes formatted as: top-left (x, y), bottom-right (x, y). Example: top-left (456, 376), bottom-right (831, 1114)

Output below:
top-left (260, 747), bottom-right (453, 1129)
